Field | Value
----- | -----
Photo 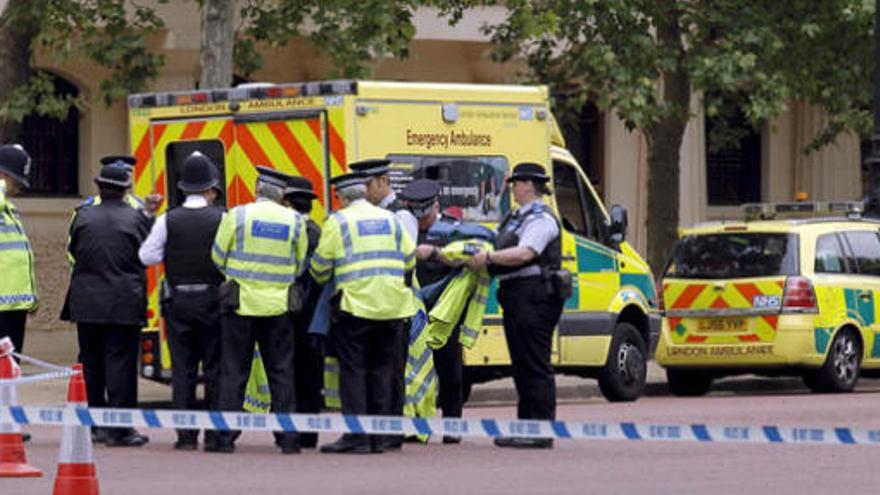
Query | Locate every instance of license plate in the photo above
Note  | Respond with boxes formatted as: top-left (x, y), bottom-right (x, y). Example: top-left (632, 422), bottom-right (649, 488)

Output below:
top-left (697, 318), bottom-right (747, 332)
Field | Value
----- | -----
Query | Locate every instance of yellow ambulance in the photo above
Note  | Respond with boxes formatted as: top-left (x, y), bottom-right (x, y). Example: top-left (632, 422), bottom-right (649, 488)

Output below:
top-left (127, 80), bottom-right (660, 402)
top-left (657, 201), bottom-right (880, 395)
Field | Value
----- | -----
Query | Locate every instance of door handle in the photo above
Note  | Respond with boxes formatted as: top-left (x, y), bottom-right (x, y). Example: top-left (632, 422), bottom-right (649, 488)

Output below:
top-left (561, 255), bottom-right (576, 262)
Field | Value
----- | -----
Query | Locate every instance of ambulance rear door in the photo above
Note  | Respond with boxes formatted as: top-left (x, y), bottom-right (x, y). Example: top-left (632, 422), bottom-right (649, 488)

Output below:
top-left (230, 109), bottom-right (332, 220)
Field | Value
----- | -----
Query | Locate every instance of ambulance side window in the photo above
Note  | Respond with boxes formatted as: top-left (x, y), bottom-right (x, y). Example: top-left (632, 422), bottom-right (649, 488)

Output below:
top-left (553, 160), bottom-right (594, 238)
top-left (814, 234), bottom-right (846, 274)
top-left (842, 231), bottom-right (880, 276)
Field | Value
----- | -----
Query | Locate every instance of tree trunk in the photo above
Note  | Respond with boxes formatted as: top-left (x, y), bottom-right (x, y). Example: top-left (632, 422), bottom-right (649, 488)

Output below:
top-left (0, 0), bottom-right (39, 143)
top-left (199, 0), bottom-right (236, 89)
top-left (645, 7), bottom-right (691, 277)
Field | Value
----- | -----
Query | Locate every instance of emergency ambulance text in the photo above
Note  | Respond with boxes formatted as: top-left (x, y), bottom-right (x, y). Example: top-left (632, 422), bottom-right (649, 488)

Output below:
top-left (406, 129), bottom-right (492, 149)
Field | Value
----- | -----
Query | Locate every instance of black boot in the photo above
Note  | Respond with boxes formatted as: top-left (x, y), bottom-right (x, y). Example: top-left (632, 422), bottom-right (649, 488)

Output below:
top-left (320, 434), bottom-right (372, 454)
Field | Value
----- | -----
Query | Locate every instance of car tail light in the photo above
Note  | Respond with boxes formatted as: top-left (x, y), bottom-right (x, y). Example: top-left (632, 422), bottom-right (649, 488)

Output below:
top-left (142, 353), bottom-right (154, 365)
top-left (656, 280), bottom-right (665, 313)
top-left (782, 276), bottom-right (818, 313)
top-left (142, 339), bottom-right (153, 352)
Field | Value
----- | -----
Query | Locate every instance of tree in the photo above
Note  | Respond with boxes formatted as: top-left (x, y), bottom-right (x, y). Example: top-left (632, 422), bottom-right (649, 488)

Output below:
top-left (443, 0), bottom-right (874, 274)
top-left (0, 0), bottom-right (166, 143)
top-left (200, 0), bottom-right (236, 89)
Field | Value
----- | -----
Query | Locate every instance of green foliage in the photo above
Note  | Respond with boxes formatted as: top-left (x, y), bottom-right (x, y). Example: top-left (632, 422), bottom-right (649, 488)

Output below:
top-left (0, 71), bottom-right (81, 123)
top-left (445, 0), bottom-right (874, 152)
top-left (0, 0), bottom-right (166, 122)
top-left (237, 0), bottom-right (422, 78)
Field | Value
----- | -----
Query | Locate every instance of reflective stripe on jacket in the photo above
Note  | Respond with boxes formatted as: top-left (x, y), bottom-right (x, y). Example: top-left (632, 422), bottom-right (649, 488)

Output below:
top-left (212, 199), bottom-right (308, 316)
top-left (310, 199), bottom-right (419, 320)
top-left (0, 179), bottom-right (36, 312)
top-left (426, 240), bottom-right (494, 349)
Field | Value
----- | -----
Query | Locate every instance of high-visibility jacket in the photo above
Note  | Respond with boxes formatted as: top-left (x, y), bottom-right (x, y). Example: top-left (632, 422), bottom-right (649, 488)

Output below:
top-left (0, 180), bottom-right (36, 312)
top-left (212, 198), bottom-right (308, 316)
top-left (426, 240), bottom-right (493, 349)
top-left (404, 306), bottom-right (437, 436)
top-left (310, 199), bottom-right (419, 320)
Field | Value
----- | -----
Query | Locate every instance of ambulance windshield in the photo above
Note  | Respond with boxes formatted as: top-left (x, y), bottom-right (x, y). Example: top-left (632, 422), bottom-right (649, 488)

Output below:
top-left (666, 233), bottom-right (798, 279)
top-left (387, 155), bottom-right (510, 222)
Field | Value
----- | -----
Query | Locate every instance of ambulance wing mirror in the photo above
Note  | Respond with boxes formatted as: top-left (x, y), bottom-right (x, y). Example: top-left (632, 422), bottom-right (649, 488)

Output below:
top-left (607, 205), bottom-right (628, 246)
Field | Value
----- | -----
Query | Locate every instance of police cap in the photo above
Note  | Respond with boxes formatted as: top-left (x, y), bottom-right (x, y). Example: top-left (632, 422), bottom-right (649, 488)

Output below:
top-left (100, 155), bottom-right (137, 171)
top-left (400, 179), bottom-right (440, 218)
top-left (330, 172), bottom-right (366, 191)
top-left (94, 164), bottom-right (132, 189)
top-left (284, 176), bottom-right (317, 199)
top-left (0, 144), bottom-right (31, 187)
top-left (507, 162), bottom-right (550, 183)
top-left (255, 165), bottom-right (293, 188)
top-left (348, 158), bottom-right (391, 178)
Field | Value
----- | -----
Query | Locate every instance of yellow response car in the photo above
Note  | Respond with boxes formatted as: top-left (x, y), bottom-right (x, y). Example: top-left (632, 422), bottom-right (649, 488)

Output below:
top-left (656, 201), bottom-right (880, 396)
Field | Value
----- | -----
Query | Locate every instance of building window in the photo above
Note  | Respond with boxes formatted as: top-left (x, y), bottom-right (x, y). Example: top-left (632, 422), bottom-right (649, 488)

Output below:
top-left (705, 96), bottom-right (761, 205)
top-left (19, 72), bottom-right (79, 196)
top-left (555, 96), bottom-right (604, 195)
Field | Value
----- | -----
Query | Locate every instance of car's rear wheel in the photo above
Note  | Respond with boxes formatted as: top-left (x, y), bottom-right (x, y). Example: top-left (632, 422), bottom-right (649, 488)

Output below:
top-left (809, 329), bottom-right (861, 393)
top-left (598, 323), bottom-right (647, 402)
top-left (666, 369), bottom-right (713, 397)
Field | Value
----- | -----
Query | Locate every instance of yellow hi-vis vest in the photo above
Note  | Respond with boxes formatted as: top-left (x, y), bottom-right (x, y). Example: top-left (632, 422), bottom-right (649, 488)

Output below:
top-left (310, 199), bottom-right (419, 320)
top-left (426, 240), bottom-right (494, 349)
top-left (212, 198), bottom-right (308, 317)
top-left (0, 180), bottom-right (36, 312)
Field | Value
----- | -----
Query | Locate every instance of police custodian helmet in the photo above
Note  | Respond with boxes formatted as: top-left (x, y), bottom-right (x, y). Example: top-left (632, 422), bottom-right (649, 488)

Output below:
top-left (0, 144), bottom-right (32, 187)
top-left (178, 152), bottom-right (220, 193)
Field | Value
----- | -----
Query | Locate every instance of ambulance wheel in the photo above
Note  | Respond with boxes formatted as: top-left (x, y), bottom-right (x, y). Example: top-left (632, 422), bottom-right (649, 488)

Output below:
top-left (666, 369), bottom-right (713, 397)
top-left (598, 323), bottom-right (647, 402)
top-left (810, 329), bottom-right (861, 393)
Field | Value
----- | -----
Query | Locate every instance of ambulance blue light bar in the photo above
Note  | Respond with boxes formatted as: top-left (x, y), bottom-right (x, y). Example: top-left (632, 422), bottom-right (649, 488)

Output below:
top-left (128, 80), bottom-right (358, 109)
top-left (743, 201), bottom-right (863, 221)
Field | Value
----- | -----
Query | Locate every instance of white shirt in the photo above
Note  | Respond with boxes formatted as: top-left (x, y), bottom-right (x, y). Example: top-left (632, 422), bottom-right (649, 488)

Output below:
top-left (379, 191), bottom-right (419, 243)
top-left (138, 195), bottom-right (209, 266)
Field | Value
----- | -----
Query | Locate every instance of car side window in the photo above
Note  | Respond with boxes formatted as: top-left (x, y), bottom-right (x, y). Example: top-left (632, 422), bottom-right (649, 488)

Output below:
top-left (814, 234), bottom-right (846, 274)
top-left (552, 160), bottom-right (589, 237)
top-left (842, 231), bottom-right (880, 276)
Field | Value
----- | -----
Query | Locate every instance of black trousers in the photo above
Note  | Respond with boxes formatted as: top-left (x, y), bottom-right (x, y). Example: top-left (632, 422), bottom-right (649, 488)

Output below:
top-left (293, 316), bottom-right (323, 446)
top-left (433, 325), bottom-right (463, 418)
top-left (333, 312), bottom-right (402, 423)
top-left (389, 320), bottom-right (408, 417)
top-left (498, 277), bottom-right (564, 420)
top-left (0, 310), bottom-right (27, 355)
top-left (165, 288), bottom-right (222, 443)
top-left (218, 312), bottom-right (296, 447)
top-left (77, 323), bottom-right (141, 438)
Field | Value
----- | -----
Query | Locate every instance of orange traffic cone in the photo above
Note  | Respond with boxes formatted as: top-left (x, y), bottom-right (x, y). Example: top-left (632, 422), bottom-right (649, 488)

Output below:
top-left (53, 363), bottom-right (98, 495)
top-left (0, 337), bottom-right (41, 477)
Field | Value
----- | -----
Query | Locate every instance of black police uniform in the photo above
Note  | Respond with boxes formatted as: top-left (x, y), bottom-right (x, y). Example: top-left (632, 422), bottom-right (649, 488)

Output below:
top-left (284, 175), bottom-right (324, 449)
top-left (490, 164), bottom-right (564, 445)
top-left (402, 179), bottom-right (467, 426)
top-left (160, 152), bottom-right (225, 449)
top-left (62, 165), bottom-right (152, 446)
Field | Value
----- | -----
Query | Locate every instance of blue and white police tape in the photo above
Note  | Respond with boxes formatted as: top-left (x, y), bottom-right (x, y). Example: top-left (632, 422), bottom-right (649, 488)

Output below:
top-left (2, 405), bottom-right (880, 446)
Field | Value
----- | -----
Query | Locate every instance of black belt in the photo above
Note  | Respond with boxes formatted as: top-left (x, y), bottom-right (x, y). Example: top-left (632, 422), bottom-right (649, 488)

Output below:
top-left (173, 283), bottom-right (215, 293)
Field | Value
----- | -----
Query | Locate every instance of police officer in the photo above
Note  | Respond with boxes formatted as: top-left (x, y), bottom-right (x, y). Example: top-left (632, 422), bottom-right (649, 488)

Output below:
top-left (80, 155), bottom-right (163, 213)
top-left (138, 152), bottom-right (224, 451)
top-left (469, 162), bottom-right (563, 449)
top-left (401, 179), bottom-right (468, 444)
top-left (210, 166), bottom-right (308, 454)
top-left (282, 175), bottom-right (323, 449)
top-left (0, 144), bottom-right (36, 356)
top-left (349, 158), bottom-right (416, 449)
top-left (63, 164), bottom-right (153, 447)
top-left (311, 173), bottom-right (419, 454)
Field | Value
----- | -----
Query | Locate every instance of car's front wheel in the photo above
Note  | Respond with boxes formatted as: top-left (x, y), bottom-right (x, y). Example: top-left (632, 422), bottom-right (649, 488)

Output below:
top-left (598, 322), bottom-right (647, 402)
